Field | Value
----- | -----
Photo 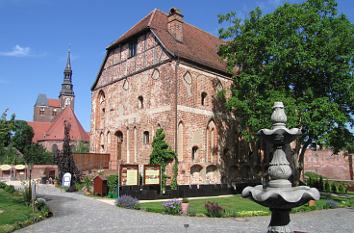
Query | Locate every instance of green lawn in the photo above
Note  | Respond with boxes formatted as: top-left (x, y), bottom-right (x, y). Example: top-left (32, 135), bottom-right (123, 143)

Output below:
top-left (0, 189), bottom-right (34, 225)
top-left (139, 194), bottom-right (354, 217)
top-left (139, 195), bottom-right (270, 217)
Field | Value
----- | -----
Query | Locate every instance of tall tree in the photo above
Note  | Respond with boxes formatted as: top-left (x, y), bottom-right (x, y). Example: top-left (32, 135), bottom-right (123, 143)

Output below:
top-left (218, 0), bottom-right (353, 184)
top-left (150, 128), bottom-right (176, 191)
top-left (12, 120), bottom-right (34, 154)
top-left (56, 121), bottom-right (80, 189)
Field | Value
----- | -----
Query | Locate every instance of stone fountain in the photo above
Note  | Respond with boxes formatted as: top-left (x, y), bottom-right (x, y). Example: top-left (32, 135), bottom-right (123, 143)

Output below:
top-left (242, 102), bottom-right (320, 233)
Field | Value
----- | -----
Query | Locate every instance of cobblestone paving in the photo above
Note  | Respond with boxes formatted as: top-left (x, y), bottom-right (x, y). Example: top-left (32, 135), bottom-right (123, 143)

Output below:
top-left (15, 185), bottom-right (354, 233)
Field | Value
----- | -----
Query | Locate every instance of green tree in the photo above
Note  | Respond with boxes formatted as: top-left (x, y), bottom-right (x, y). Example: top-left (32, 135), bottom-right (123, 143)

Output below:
top-left (0, 109), bottom-right (15, 148)
top-left (218, 0), bottom-right (353, 184)
top-left (150, 128), bottom-right (177, 191)
top-left (23, 144), bottom-right (53, 165)
top-left (72, 140), bottom-right (89, 153)
top-left (12, 120), bottom-right (34, 154)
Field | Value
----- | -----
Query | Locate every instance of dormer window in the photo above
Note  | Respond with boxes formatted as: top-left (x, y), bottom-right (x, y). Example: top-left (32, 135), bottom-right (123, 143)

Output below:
top-left (129, 40), bottom-right (137, 58)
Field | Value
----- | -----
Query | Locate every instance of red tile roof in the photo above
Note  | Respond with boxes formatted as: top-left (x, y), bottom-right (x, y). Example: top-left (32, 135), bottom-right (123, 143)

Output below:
top-left (27, 121), bottom-right (51, 143)
top-left (92, 9), bottom-right (229, 90)
top-left (108, 9), bottom-right (228, 74)
top-left (28, 107), bottom-right (89, 143)
top-left (48, 99), bottom-right (61, 108)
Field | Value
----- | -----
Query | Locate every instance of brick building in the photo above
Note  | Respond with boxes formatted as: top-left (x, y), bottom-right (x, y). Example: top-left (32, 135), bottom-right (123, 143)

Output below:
top-left (90, 8), bottom-right (260, 185)
top-left (28, 51), bottom-right (89, 152)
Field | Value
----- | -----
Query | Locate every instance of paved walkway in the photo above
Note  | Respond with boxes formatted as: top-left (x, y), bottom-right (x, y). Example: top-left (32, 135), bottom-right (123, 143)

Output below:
top-left (15, 185), bottom-right (354, 233)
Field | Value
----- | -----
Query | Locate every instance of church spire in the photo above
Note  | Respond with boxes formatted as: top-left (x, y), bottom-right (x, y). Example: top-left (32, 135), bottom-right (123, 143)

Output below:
top-left (65, 49), bottom-right (71, 72)
top-left (59, 49), bottom-right (75, 110)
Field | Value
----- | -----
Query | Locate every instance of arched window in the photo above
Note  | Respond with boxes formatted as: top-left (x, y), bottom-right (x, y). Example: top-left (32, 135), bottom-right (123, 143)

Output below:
top-left (99, 132), bottom-right (105, 153)
top-left (143, 131), bottom-right (149, 145)
top-left (138, 96), bottom-right (144, 109)
top-left (177, 121), bottom-right (184, 161)
top-left (207, 120), bottom-right (217, 162)
top-left (192, 146), bottom-right (198, 161)
top-left (96, 90), bottom-right (106, 129)
top-left (201, 92), bottom-right (207, 106)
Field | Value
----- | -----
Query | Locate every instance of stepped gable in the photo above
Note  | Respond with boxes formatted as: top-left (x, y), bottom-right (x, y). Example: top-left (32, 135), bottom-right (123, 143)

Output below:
top-left (107, 9), bottom-right (227, 74)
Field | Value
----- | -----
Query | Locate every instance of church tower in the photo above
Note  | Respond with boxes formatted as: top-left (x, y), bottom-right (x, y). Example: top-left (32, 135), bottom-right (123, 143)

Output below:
top-left (59, 50), bottom-right (75, 110)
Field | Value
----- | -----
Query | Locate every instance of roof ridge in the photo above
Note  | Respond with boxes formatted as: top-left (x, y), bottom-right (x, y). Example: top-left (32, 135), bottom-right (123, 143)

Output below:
top-left (107, 9), bottom-right (156, 49)
top-left (147, 8), bottom-right (157, 27)
top-left (184, 21), bottom-right (223, 42)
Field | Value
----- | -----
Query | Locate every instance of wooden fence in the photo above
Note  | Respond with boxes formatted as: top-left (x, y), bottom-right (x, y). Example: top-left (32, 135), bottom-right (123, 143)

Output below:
top-left (73, 153), bottom-right (110, 171)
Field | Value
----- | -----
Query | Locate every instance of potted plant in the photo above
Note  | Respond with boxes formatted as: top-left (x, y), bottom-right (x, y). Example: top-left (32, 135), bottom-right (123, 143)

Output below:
top-left (181, 198), bottom-right (189, 215)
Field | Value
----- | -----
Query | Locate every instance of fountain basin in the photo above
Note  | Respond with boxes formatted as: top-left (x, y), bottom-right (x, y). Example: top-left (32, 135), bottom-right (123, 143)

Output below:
top-left (242, 185), bottom-right (320, 209)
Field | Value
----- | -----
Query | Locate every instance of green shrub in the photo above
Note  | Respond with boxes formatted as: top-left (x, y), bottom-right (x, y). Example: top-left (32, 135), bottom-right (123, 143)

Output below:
top-left (338, 184), bottom-right (345, 194)
top-left (324, 180), bottom-right (331, 192)
top-left (182, 198), bottom-right (189, 203)
top-left (22, 185), bottom-right (31, 204)
top-left (163, 199), bottom-right (181, 215)
top-left (331, 183), bottom-right (337, 193)
top-left (107, 175), bottom-right (118, 196)
top-left (116, 195), bottom-right (139, 209)
top-left (0, 181), bottom-right (7, 189)
top-left (83, 176), bottom-right (92, 191)
top-left (4, 185), bottom-right (15, 193)
top-left (204, 201), bottom-right (224, 217)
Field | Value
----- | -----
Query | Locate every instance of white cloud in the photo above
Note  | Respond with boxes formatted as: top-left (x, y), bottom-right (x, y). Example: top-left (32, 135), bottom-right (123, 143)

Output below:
top-left (0, 45), bottom-right (46, 58)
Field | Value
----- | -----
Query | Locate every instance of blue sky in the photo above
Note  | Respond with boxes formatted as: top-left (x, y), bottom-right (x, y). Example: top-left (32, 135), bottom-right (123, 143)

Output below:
top-left (0, 0), bottom-right (353, 131)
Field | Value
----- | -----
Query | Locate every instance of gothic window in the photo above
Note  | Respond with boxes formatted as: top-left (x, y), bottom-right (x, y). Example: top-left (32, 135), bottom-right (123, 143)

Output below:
top-left (207, 120), bottom-right (217, 162)
top-left (177, 122), bottom-right (184, 161)
top-left (129, 40), bottom-right (137, 58)
top-left (96, 91), bottom-right (105, 129)
top-left (99, 132), bottom-right (105, 153)
top-left (143, 131), bottom-right (149, 145)
top-left (201, 92), bottom-right (207, 106)
top-left (138, 96), bottom-right (144, 109)
top-left (52, 109), bottom-right (57, 116)
top-left (192, 146), bottom-right (198, 161)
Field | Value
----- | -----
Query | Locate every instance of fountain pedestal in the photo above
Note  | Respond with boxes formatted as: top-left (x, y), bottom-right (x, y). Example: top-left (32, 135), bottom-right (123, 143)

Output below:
top-left (241, 102), bottom-right (320, 233)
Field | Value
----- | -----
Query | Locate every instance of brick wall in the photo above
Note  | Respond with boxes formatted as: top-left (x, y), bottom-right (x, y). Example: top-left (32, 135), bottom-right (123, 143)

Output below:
top-left (304, 149), bottom-right (353, 180)
top-left (90, 29), bottom-right (264, 185)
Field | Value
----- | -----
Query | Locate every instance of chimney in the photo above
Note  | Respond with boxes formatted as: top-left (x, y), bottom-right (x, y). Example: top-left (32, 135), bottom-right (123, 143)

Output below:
top-left (168, 8), bottom-right (184, 42)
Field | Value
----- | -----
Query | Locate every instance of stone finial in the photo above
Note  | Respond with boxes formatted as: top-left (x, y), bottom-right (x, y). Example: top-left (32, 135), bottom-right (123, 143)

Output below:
top-left (271, 101), bottom-right (287, 129)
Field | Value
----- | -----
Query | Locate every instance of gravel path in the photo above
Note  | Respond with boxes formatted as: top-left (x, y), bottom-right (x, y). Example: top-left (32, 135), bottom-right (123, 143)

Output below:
top-left (15, 185), bottom-right (354, 233)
